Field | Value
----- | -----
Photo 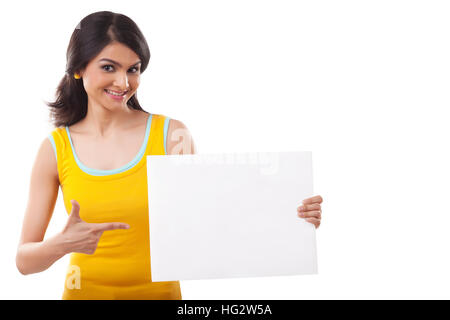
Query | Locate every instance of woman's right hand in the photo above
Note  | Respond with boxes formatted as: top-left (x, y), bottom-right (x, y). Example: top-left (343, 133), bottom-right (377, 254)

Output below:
top-left (60, 200), bottom-right (130, 255)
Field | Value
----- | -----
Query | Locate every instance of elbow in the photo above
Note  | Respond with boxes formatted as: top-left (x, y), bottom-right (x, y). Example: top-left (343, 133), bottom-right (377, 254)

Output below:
top-left (17, 266), bottom-right (29, 276)
top-left (15, 250), bottom-right (30, 276)
top-left (16, 257), bottom-right (27, 276)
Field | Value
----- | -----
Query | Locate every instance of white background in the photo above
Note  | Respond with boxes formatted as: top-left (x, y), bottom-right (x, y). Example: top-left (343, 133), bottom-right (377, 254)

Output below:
top-left (1, 0), bottom-right (449, 299)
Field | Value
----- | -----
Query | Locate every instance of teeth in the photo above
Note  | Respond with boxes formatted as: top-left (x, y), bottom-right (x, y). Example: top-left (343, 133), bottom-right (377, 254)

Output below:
top-left (106, 89), bottom-right (126, 96)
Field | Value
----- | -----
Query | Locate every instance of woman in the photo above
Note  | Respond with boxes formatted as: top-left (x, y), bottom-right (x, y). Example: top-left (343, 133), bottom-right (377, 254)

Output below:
top-left (16, 11), bottom-right (323, 300)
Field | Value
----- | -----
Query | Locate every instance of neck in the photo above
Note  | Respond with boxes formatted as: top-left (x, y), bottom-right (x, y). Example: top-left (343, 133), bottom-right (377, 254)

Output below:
top-left (82, 100), bottom-right (138, 138)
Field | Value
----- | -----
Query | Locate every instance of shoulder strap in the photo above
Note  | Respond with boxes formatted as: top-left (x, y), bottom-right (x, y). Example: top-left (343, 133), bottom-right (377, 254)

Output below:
top-left (47, 127), bottom-right (67, 184)
top-left (48, 133), bottom-right (57, 162)
top-left (147, 114), bottom-right (171, 156)
top-left (163, 116), bottom-right (171, 155)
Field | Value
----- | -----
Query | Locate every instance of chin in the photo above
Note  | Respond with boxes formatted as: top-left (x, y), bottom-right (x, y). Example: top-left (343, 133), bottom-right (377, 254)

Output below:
top-left (101, 100), bottom-right (126, 111)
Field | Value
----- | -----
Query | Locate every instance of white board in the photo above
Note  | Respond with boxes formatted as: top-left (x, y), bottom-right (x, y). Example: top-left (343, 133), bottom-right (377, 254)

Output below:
top-left (146, 151), bottom-right (317, 282)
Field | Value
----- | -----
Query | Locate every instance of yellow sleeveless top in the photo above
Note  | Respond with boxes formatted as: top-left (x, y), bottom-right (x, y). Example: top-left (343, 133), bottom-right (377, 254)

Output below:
top-left (48, 113), bottom-right (181, 300)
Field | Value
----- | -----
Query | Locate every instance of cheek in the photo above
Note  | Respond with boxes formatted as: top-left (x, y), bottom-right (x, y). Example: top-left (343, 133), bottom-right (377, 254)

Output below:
top-left (83, 72), bottom-right (109, 95)
top-left (131, 76), bottom-right (140, 90)
top-left (128, 77), bottom-right (140, 95)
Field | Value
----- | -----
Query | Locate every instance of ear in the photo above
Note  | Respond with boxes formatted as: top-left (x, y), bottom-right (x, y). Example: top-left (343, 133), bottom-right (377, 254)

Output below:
top-left (77, 68), bottom-right (86, 78)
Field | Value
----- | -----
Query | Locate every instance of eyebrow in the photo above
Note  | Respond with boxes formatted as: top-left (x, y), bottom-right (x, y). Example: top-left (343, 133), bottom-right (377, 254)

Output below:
top-left (98, 58), bottom-right (142, 68)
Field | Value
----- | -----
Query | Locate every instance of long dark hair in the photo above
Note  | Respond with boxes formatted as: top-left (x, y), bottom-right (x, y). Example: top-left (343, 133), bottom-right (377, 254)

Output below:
top-left (47, 11), bottom-right (151, 127)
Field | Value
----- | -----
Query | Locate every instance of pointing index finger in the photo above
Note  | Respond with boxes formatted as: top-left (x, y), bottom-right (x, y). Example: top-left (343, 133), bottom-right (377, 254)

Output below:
top-left (93, 222), bottom-right (130, 232)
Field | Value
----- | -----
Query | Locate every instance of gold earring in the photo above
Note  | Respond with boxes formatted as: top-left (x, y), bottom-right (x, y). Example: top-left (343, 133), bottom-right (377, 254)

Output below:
top-left (74, 73), bottom-right (81, 79)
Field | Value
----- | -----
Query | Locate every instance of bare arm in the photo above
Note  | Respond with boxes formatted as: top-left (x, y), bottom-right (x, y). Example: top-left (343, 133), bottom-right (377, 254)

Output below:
top-left (15, 137), bottom-right (67, 275)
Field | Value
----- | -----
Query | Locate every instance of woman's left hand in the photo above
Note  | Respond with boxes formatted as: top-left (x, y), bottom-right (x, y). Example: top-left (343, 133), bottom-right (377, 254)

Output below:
top-left (297, 195), bottom-right (323, 229)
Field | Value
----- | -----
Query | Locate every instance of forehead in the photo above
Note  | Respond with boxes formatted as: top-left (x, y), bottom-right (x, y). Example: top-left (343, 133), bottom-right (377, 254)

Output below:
top-left (91, 41), bottom-right (140, 64)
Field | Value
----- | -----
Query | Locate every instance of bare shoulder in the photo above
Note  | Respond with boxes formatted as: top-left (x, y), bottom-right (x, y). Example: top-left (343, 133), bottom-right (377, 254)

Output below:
top-left (166, 118), bottom-right (197, 155)
top-left (168, 118), bottom-right (188, 131)
top-left (37, 137), bottom-right (59, 185)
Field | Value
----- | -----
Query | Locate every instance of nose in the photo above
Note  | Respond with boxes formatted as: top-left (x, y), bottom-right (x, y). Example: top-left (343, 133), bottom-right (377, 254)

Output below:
top-left (113, 71), bottom-right (129, 90)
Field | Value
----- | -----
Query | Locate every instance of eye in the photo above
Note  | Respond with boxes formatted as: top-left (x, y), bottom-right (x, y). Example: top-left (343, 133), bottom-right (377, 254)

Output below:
top-left (101, 65), bottom-right (114, 72)
top-left (128, 66), bottom-right (140, 73)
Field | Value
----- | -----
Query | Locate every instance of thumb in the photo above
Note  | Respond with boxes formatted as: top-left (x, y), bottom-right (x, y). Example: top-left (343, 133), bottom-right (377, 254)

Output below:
top-left (68, 199), bottom-right (81, 221)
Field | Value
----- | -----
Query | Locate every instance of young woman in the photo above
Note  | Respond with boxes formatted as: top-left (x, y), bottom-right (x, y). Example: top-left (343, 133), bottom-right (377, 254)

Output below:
top-left (15, 11), bottom-right (323, 300)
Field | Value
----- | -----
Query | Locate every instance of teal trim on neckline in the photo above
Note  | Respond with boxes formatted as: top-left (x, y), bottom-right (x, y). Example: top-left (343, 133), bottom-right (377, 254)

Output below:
top-left (163, 117), bottom-right (170, 155)
top-left (65, 114), bottom-right (152, 176)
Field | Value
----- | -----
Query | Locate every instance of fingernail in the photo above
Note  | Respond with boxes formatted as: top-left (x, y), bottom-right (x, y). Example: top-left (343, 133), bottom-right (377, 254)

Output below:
top-left (298, 205), bottom-right (305, 211)
top-left (298, 212), bottom-right (304, 217)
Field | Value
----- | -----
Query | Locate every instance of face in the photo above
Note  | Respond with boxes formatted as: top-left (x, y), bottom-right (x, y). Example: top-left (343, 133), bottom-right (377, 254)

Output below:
top-left (79, 41), bottom-right (141, 110)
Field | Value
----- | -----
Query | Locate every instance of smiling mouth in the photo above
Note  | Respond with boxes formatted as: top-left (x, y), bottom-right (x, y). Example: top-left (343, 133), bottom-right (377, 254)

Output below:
top-left (104, 89), bottom-right (128, 96)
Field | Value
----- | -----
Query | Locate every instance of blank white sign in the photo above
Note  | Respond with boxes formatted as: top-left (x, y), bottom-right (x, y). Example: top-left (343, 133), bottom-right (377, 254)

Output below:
top-left (146, 151), bottom-right (317, 282)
